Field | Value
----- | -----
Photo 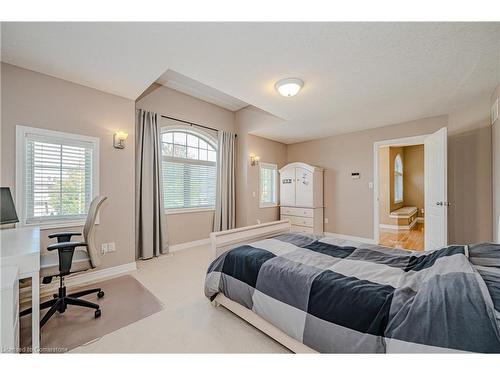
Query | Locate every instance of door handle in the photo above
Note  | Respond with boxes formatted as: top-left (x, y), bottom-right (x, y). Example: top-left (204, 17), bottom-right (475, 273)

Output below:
top-left (436, 201), bottom-right (451, 206)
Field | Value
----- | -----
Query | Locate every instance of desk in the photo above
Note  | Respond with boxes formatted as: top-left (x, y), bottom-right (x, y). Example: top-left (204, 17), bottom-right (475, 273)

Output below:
top-left (0, 226), bottom-right (40, 353)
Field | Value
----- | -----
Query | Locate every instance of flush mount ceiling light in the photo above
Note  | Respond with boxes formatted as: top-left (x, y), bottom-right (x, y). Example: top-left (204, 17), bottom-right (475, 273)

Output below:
top-left (275, 78), bottom-right (304, 97)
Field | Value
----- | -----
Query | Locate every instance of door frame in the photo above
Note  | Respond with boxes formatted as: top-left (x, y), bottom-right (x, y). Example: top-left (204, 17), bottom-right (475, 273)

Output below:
top-left (373, 134), bottom-right (429, 246)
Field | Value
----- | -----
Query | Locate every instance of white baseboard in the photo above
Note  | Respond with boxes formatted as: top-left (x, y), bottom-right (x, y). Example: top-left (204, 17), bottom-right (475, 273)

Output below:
top-left (169, 238), bottom-right (210, 252)
top-left (21, 261), bottom-right (137, 303)
top-left (324, 232), bottom-right (377, 245)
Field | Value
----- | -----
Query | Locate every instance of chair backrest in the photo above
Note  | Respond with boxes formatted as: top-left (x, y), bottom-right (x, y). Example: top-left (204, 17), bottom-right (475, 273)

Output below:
top-left (83, 196), bottom-right (107, 268)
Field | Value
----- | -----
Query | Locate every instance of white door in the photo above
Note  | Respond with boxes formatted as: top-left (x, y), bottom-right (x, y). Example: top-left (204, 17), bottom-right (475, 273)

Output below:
top-left (279, 167), bottom-right (296, 207)
top-left (295, 167), bottom-right (314, 207)
top-left (424, 127), bottom-right (448, 250)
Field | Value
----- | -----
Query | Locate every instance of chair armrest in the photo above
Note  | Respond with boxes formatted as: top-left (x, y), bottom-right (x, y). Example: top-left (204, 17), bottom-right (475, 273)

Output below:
top-left (47, 241), bottom-right (87, 251)
top-left (48, 231), bottom-right (82, 239)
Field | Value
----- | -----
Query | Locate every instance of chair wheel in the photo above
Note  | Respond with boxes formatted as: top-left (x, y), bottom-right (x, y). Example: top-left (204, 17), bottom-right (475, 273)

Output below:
top-left (97, 291), bottom-right (104, 299)
top-left (95, 309), bottom-right (101, 318)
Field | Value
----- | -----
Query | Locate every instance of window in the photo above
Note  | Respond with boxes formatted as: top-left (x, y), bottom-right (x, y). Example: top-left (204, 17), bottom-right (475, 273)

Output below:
top-left (259, 162), bottom-right (278, 208)
top-left (161, 127), bottom-right (217, 212)
top-left (394, 153), bottom-right (403, 203)
top-left (16, 126), bottom-right (99, 226)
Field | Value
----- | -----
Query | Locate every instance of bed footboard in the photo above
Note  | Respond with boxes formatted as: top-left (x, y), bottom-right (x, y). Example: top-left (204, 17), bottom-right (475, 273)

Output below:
top-left (209, 220), bottom-right (291, 259)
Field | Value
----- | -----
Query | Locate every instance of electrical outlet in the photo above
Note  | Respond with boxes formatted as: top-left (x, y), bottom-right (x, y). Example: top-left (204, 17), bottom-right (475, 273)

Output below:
top-left (101, 242), bottom-right (116, 254)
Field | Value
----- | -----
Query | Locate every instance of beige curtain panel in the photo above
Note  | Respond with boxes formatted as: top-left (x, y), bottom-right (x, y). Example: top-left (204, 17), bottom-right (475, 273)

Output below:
top-left (214, 130), bottom-right (236, 231)
top-left (135, 109), bottom-right (168, 259)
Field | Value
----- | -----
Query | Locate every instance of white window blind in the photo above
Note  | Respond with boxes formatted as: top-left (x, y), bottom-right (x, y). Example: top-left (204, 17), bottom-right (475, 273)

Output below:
top-left (24, 133), bottom-right (96, 224)
top-left (394, 153), bottom-right (403, 203)
top-left (161, 128), bottom-right (217, 210)
top-left (259, 162), bottom-right (278, 207)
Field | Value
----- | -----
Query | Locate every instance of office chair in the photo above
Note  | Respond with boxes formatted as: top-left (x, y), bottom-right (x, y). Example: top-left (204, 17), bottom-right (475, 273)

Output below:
top-left (21, 196), bottom-right (108, 328)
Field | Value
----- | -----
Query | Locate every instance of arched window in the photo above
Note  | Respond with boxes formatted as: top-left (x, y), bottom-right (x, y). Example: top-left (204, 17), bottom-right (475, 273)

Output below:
top-left (160, 127), bottom-right (217, 211)
top-left (394, 153), bottom-right (403, 203)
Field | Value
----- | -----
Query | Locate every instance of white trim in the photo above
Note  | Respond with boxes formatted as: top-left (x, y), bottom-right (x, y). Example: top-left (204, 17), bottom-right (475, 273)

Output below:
top-left (259, 162), bottom-right (278, 208)
top-left (15, 125), bottom-right (100, 228)
top-left (324, 232), bottom-right (377, 245)
top-left (373, 133), bottom-right (429, 246)
top-left (165, 207), bottom-right (214, 215)
top-left (278, 162), bottom-right (323, 173)
top-left (21, 262), bottom-right (137, 303)
top-left (20, 219), bottom-right (87, 231)
top-left (169, 238), bottom-right (210, 252)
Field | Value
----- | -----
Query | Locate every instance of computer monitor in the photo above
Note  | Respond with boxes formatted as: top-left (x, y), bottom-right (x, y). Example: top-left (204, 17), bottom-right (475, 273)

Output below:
top-left (0, 187), bottom-right (19, 225)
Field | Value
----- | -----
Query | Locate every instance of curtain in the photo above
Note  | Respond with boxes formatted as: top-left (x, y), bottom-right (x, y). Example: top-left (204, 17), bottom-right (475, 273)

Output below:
top-left (214, 130), bottom-right (236, 231)
top-left (135, 109), bottom-right (168, 259)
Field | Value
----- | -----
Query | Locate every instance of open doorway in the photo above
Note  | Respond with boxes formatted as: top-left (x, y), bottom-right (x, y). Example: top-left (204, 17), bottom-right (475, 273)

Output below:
top-left (373, 128), bottom-right (448, 252)
top-left (377, 144), bottom-right (425, 251)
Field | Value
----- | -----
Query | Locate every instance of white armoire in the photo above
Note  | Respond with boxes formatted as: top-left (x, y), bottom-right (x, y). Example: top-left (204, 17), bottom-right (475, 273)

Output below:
top-left (279, 162), bottom-right (324, 235)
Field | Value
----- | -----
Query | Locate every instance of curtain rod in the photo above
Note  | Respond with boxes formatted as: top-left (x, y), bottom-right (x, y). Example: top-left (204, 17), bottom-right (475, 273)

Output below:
top-left (161, 115), bottom-right (237, 137)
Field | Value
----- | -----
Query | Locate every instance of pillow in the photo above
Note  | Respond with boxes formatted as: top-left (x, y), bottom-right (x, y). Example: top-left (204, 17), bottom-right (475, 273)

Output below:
top-left (474, 265), bottom-right (500, 321)
top-left (468, 243), bottom-right (500, 268)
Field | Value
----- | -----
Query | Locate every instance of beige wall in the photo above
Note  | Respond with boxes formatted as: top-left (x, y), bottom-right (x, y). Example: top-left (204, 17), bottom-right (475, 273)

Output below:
top-left (403, 145), bottom-right (424, 217)
top-left (287, 113), bottom-right (492, 244)
top-left (492, 84), bottom-right (500, 242)
top-left (234, 106), bottom-right (285, 228)
top-left (136, 85), bottom-right (235, 245)
top-left (245, 134), bottom-right (287, 226)
top-left (0, 63), bottom-right (136, 269)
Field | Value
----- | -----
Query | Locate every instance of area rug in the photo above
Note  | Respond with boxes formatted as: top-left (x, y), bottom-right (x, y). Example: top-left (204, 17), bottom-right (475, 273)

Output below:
top-left (20, 275), bottom-right (164, 353)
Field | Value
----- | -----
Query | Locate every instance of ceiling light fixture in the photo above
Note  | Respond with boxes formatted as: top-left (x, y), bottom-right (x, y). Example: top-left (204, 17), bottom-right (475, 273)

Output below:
top-left (275, 78), bottom-right (304, 97)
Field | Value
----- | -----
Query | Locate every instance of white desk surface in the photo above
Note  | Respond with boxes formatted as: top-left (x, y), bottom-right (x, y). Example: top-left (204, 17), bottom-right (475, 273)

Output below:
top-left (0, 226), bottom-right (41, 352)
top-left (0, 226), bottom-right (40, 276)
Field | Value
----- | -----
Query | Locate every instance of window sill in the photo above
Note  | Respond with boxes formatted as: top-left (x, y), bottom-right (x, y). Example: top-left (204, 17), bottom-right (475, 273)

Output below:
top-left (20, 220), bottom-right (88, 231)
top-left (394, 200), bottom-right (403, 204)
top-left (259, 204), bottom-right (278, 209)
top-left (165, 207), bottom-right (215, 215)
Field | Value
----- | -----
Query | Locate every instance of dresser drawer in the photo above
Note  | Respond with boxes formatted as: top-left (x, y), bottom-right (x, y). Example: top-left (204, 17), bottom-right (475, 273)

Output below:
top-left (291, 225), bottom-right (314, 234)
top-left (281, 215), bottom-right (314, 227)
top-left (281, 207), bottom-right (314, 217)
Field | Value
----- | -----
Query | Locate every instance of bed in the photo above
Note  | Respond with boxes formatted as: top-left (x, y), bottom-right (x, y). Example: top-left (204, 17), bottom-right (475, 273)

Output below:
top-left (204, 220), bottom-right (500, 353)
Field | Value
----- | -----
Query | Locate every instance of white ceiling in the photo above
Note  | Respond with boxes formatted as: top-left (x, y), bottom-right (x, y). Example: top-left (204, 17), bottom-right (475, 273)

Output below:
top-left (156, 70), bottom-right (248, 111)
top-left (2, 22), bottom-right (500, 143)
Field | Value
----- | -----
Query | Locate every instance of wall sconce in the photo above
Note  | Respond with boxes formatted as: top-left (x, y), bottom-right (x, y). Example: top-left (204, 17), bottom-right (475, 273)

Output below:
top-left (113, 131), bottom-right (128, 149)
top-left (250, 153), bottom-right (260, 166)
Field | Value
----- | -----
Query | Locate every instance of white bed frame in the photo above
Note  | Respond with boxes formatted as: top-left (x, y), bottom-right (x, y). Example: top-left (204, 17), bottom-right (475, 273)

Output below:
top-left (209, 220), bottom-right (318, 353)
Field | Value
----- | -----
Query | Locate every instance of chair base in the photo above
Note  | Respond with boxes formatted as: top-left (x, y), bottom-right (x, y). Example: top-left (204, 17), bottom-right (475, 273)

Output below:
top-left (21, 282), bottom-right (104, 328)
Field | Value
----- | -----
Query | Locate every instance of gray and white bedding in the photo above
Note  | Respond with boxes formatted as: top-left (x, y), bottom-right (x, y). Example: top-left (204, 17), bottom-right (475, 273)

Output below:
top-left (204, 233), bottom-right (500, 353)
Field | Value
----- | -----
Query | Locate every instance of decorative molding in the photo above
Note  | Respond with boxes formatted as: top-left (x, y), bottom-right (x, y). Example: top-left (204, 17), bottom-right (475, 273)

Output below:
top-left (324, 232), bottom-right (377, 245)
top-left (20, 262), bottom-right (137, 304)
top-left (169, 238), bottom-right (211, 252)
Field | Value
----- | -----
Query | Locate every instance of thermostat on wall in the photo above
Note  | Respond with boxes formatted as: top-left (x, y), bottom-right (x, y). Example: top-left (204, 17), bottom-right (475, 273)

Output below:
top-left (351, 172), bottom-right (360, 179)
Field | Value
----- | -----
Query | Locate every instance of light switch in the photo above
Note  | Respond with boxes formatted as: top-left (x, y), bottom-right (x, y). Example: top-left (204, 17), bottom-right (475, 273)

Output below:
top-left (324, 218), bottom-right (329, 224)
top-left (252, 191), bottom-right (256, 198)
top-left (368, 182), bottom-right (373, 189)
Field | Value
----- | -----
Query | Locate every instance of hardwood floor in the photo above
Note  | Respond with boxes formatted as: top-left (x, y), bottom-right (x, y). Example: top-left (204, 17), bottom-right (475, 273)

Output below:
top-left (379, 222), bottom-right (424, 251)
